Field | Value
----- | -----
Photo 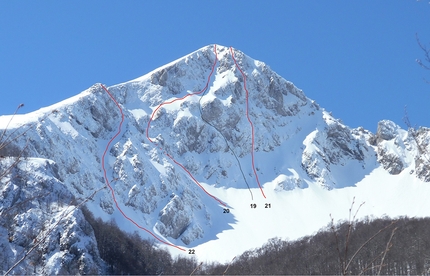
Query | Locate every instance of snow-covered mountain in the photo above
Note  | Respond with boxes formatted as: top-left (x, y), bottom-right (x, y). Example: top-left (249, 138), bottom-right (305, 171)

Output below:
top-left (1, 44), bottom-right (429, 272)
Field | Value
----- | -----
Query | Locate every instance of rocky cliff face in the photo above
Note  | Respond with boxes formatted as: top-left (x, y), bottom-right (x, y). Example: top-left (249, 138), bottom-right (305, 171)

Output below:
top-left (0, 158), bottom-right (105, 274)
top-left (368, 120), bottom-right (430, 180)
top-left (1, 44), bottom-right (429, 273)
top-left (301, 115), bottom-right (375, 190)
top-left (413, 127), bottom-right (430, 181)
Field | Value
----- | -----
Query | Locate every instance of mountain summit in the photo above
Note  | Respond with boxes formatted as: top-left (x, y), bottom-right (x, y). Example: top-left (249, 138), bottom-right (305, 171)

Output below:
top-left (1, 44), bottom-right (429, 273)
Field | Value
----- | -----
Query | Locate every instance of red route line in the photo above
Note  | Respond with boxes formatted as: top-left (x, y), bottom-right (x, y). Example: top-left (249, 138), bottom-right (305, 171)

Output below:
top-left (100, 84), bottom-right (185, 251)
top-left (146, 45), bottom-right (227, 207)
top-left (230, 47), bottom-right (267, 199)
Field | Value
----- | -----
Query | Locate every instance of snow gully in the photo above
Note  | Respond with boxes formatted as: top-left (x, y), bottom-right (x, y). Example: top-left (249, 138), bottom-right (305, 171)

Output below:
top-left (100, 84), bottom-right (185, 251)
top-left (145, 45), bottom-right (227, 207)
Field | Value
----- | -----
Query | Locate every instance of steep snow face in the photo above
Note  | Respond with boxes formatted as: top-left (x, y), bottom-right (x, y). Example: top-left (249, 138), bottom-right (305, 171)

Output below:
top-left (1, 44), bottom-right (430, 268)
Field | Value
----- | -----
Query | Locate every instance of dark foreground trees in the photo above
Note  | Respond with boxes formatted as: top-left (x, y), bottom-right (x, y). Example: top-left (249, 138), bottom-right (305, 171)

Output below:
top-left (82, 208), bottom-right (430, 275)
top-left (82, 207), bottom-right (200, 275)
top-left (203, 216), bottom-right (430, 275)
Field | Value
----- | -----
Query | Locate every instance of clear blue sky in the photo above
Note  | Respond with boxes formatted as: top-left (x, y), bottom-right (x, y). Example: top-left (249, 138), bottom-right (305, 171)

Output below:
top-left (1, 1), bottom-right (429, 132)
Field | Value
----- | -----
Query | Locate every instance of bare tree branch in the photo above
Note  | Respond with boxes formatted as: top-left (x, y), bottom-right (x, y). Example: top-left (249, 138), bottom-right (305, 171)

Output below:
top-left (190, 261), bottom-right (203, 276)
top-left (0, 109), bottom-right (57, 154)
top-left (329, 213), bottom-right (344, 273)
top-left (0, 103), bottom-right (24, 144)
top-left (223, 256), bottom-right (237, 275)
top-left (344, 197), bottom-right (365, 272)
top-left (344, 220), bottom-right (398, 274)
top-left (377, 226), bottom-right (397, 276)
top-left (416, 33), bottom-right (430, 71)
top-left (416, 33), bottom-right (430, 84)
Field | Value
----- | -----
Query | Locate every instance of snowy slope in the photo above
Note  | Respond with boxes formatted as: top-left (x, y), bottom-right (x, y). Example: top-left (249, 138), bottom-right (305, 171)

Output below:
top-left (1, 44), bottom-right (429, 270)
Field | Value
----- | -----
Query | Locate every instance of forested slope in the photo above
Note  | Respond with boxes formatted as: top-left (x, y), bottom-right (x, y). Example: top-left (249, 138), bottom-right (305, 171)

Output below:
top-left (83, 208), bottom-right (430, 275)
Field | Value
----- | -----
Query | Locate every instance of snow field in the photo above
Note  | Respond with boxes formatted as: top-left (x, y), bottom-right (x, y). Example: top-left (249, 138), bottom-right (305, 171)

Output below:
top-left (164, 165), bottom-right (430, 263)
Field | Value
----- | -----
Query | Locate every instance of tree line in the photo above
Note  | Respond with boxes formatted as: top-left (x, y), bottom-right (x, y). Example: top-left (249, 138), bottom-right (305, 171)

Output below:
top-left (82, 206), bottom-right (430, 275)
top-left (82, 207), bottom-right (200, 275)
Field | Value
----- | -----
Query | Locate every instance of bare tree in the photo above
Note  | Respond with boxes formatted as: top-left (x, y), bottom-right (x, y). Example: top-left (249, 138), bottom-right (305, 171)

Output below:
top-left (416, 33), bottom-right (430, 83)
top-left (330, 198), bottom-right (398, 275)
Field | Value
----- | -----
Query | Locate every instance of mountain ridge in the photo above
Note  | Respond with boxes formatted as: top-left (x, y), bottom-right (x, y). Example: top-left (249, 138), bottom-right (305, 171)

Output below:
top-left (1, 44), bottom-right (429, 272)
